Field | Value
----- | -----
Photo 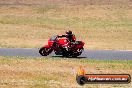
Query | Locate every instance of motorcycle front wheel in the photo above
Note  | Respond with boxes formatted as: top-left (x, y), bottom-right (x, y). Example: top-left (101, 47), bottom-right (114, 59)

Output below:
top-left (39, 47), bottom-right (53, 56)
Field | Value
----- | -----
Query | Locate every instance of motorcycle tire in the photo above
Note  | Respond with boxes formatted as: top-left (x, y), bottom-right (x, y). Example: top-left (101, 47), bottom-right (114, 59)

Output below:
top-left (39, 47), bottom-right (52, 56)
top-left (72, 47), bottom-right (84, 57)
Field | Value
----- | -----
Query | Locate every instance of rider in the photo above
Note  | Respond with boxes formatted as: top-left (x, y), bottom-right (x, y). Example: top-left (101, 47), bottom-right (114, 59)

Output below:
top-left (57, 30), bottom-right (76, 47)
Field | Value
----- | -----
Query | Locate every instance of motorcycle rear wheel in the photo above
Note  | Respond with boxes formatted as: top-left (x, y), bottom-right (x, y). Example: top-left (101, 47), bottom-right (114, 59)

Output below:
top-left (72, 47), bottom-right (84, 57)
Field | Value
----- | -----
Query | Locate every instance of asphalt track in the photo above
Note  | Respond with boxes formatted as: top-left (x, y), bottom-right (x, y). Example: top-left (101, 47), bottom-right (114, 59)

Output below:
top-left (0, 48), bottom-right (132, 60)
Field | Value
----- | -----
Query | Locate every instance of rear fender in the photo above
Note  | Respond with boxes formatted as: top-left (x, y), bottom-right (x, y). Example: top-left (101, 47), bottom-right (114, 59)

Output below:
top-left (75, 45), bottom-right (83, 49)
top-left (75, 41), bottom-right (85, 49)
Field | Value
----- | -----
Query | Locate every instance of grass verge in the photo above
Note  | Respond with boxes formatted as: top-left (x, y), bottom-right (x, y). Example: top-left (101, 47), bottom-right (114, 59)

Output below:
top-left (0, 56), bottom-right (132, 88)
top-left (0, 5), bottom-right (132, 50)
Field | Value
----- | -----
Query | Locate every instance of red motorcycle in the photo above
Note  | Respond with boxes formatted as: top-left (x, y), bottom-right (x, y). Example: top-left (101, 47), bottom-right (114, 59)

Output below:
top-left (39, 35), bottom-right (85, 57)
